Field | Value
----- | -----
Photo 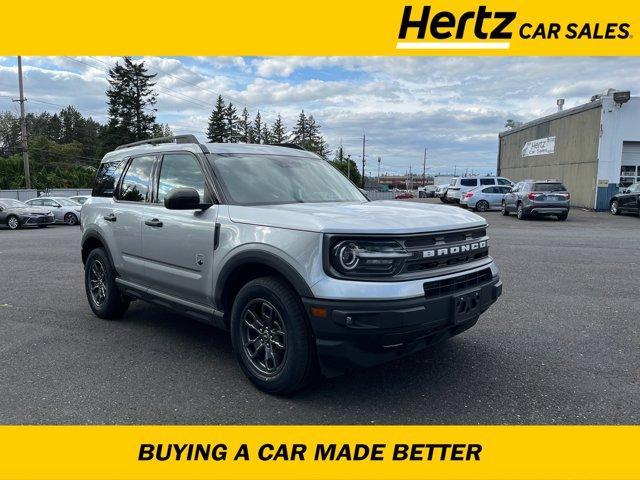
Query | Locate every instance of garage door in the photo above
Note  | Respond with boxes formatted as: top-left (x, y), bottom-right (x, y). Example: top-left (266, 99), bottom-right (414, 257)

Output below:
top-left (620, 142), bottom-right (640, 186)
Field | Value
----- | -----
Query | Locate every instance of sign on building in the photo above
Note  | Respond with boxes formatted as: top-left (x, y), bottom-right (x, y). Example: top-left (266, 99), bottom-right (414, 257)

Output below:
top-left (522, 136), bottom-right (556, 157)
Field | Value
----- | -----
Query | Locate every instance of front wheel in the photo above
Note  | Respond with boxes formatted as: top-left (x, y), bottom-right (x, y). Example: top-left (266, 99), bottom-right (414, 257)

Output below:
top-left (501, 201), bottom-right (510, 216)
top-left (7, 215), bottom-right (20, 230)
top-left (610, 200), bottom-right (620, 215)
top-left (231, 276), bottom-right (316, 395)
top-left (475, 200), bottom-right (490, 212)
top-left (84, 248), bottom-right (129, 319)
top-left (64, 212), bottom-right (78, 225)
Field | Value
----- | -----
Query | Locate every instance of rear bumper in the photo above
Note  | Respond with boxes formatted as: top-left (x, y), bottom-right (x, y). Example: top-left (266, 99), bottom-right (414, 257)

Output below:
top-left (302, 274), bottom-right (502, 377)
top-left (525, 204), bottom-right (570, 215)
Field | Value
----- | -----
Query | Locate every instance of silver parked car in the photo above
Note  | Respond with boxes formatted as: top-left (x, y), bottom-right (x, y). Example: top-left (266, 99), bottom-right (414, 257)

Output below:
top-left (25, 197), bottom-right (82, 225)
top-left (502, 180), bottom-right (570, 220)
top-left (0, 198), bottom-right (55, 229)
top-left (460, 185), bottom-right (513, 211)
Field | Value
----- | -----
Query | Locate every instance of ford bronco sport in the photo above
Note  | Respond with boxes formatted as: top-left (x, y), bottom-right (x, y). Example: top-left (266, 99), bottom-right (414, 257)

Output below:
top-left (81, 135), bottom-right (502, 394)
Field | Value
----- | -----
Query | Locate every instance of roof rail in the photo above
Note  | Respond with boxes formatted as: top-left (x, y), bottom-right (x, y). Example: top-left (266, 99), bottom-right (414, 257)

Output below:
top-left (115, 134), bottom-right (209, 153)
top-left (268, 143), bottom-right (306, 151)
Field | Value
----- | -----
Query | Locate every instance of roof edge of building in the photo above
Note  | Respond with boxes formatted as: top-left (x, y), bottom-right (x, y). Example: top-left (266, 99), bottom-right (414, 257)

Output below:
top-left (499, 99), bottom-right (603, 138)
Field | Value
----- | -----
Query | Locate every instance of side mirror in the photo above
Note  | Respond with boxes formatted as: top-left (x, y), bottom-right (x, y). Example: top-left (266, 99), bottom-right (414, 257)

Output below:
top-left (164, 188), bottom-right (211, 210)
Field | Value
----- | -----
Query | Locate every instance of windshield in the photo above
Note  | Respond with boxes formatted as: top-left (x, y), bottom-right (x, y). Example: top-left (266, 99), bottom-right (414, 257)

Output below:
top-left (0, 199), bottom-right (27, 208)
top-left (56, 198), bottom-right (81, 206)
top-left (532, 183), bottom-right (566, 192)
top-left (210, 154), bottom-right (367, 205)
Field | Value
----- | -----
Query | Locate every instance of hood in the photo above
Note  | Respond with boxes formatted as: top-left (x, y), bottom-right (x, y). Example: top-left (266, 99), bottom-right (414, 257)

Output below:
top-left (228, 200), bottom-right (486, 234)
top-left (9, 206), bottom-right (50, 215)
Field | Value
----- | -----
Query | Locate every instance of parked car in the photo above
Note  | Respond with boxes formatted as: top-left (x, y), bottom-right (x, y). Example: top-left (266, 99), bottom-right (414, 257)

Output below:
top-left (0, 198), bottom-right (55, 229)
top-left (446, 176), bottom-right (513, 203)
top-left (395, 191), bottom-right (415, 199)
top-left (609, 182), bottom-right (640, 216)
top-left (81, 136), bottom-right (501, 394)
top-left (502, 180), bottom-right (570, 220)
top-left (25, 197), bottom-right (82, 225)
top-left (461, 185), bottom-right (512, 211)
top-left (417, 185), bottom-right (436, 198)
top-left (69, 195), bottom-right (90, 205)
top-left (435, 184), bottom-right (449, 203)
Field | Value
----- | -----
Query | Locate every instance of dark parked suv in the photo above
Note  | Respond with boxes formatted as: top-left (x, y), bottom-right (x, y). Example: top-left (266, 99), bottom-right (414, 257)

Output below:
top-left (502, 180), bottom-right (570, 221)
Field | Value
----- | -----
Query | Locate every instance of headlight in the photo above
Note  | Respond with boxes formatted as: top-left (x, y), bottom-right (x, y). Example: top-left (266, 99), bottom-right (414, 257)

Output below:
top-left (329, 239), bottom-right (413, 277)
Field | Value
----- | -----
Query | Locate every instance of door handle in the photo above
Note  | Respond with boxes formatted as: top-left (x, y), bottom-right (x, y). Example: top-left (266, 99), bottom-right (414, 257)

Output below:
top-left (145, 218), bottom-right (163, 228)
top-left (104, 214), bottom-right (117, 222)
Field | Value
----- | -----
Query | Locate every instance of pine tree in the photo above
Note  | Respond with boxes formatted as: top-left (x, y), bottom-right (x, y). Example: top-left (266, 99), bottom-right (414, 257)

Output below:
top-left (252, 112), bottom-right (263, 144)
top-left (104, 57), bottom-right (158, 149)
top-left (238, 107), bottom-right (253, 143)
top-left (270, 114), bottom-right (288, 144)
top-left (225, 102), bottom-right (239, 142)
top-left (206, 95), bottom-right (227, 143)
top-left (261, 122), bottom-right (271, 144)
top-left (292, 110), bottom-right (308, 146)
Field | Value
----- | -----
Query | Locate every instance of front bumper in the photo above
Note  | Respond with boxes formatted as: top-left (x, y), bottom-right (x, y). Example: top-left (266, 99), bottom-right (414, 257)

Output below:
top-left (302, 272), bottom-right (502, 377)
top-left (19, 214), bottom-right (55, 226)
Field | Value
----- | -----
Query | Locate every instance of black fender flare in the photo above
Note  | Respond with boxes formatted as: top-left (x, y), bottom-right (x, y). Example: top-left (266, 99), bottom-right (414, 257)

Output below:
top-left (214, 250), bottom-right (314, 309)
top-left (81, 228), bottom-right (116, 271)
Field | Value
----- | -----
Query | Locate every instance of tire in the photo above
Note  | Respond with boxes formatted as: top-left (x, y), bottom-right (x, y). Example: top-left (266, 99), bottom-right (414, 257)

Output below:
top-left (84, 247), bottom-right (130, 320)
top-left (418, 192), bottom-right (425, 198)
top-left (231, 276), bottom-right (316, 395)
top-left (501, 201), bottom-right (510, 216)
top-left (475, 200), bottom-right (490, 212)
top-left (6, 215), bottom-right (20, 230)
top-left (557, 212), bottom-right (568, 221)
top-left (610, 200), bottom-right (620, 215)
top-left (516, 203), bottom-right (527, 220)
top-left (64, 212), bottom-right (78, 225)
top-left (439, 197), bottom-right (448, 203)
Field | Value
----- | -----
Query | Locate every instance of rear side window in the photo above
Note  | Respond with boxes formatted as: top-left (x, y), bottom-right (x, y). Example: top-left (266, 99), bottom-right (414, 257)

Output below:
top-left (483, 187), bottom-right (497, 193)
top-left (532, 182), bottom-right (566, 192)
top-left (93, 160), bottom-right (125, 198)
top-left (480, 178), bottom-right (495, 185)
top-left (497, 178), bottom-right (512, 186)
top-left (117, 156), bottom-right (155, 202)
top-left (461, 179), bottom-right (477, 187)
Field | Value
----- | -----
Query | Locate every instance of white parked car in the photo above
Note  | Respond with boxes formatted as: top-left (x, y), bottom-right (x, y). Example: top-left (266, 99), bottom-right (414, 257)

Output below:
top-left (445, 177), bottom-right (513, 203)
top-left (25, 197), bottom-right (82, 225)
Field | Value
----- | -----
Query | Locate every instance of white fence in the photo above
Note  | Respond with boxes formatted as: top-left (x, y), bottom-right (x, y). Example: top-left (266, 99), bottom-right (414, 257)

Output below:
top-left (0, 188), bottom-right (92, 201)
top-left (365, 190), bottom-right (398, 201)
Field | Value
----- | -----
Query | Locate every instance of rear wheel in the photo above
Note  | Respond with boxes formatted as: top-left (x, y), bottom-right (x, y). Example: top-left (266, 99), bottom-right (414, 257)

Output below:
top-left (557, 212), bottom-right (568, 221)
top-left (475, 200), bottom-right (490, 212)
top-left (501, 201), bottom-right (510, 216)
top-left (610, 200), bottom-right (620, 215)
top-left (64, 212), bottom-right (78, 225)
top-left (84, 248), bottom-right (129, 319)
top-left (231, 276), bottom-right (316, 395)
top-left (517, 203), bottom-right (527, 220)
top-left (7, 215), bottom-right (20, 230)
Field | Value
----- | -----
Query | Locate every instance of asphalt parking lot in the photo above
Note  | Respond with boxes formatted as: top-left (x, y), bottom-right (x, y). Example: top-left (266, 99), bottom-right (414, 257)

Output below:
top-left (0, 202), bottom-right (638, 424)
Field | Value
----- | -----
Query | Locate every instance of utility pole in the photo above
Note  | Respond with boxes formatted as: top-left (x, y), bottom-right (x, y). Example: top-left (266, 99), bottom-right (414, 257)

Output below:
top-left (14, 56), bottom-right (31, 189)
top-left (361, 132), bottom-right (366, 188)
top-left (377, 156), bottom-right (381, 182)
top-left (409, 164), bottom-right (412, 190)
top-left (422, 147), bottom-right (427, 187)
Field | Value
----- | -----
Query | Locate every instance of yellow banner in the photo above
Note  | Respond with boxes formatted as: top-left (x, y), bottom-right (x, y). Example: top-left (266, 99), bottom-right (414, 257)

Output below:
top-left (2, 0), bottom-right (638, 55)
top-left (0, 426), bottom-right (638, 480)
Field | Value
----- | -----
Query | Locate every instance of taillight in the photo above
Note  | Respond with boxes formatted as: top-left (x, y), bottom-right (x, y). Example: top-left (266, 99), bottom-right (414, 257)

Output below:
top-left (564, 192), bottom-right (570, 200)
top-left (465, 192), bottom-right (474, 199)
top-left (528, 192), bottom-right (541, 200)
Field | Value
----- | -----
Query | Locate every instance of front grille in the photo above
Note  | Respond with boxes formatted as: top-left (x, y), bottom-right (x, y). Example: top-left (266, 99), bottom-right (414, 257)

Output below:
top-left (399, 227), bottom-right (489, 275)
top-left (423, 268), bottom-right (493, 299)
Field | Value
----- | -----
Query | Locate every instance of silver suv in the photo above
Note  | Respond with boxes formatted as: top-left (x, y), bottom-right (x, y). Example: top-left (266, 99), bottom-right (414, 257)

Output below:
top-left (501, 180), bottom-right (570, 221)
top-left (80, 136), bottom-right (502, 394)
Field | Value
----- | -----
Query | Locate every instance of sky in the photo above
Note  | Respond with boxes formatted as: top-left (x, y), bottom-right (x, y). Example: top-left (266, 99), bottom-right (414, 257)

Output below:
top-left (1, 56), bottom-right (639, 175)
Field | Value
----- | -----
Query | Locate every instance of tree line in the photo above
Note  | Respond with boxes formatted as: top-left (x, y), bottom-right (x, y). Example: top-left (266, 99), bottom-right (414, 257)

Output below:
top-left (0, 56), bottom-right (358, 190)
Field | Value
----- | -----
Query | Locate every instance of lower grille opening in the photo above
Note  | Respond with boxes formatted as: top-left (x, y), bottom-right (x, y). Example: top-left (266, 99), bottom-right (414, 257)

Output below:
top-left (423, 268), bottom-right (493, 299)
